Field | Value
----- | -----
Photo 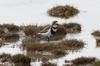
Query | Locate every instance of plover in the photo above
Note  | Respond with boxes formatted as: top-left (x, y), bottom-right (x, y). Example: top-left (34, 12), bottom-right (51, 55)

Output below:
top-left (36, 21), bottom-right (59, 41)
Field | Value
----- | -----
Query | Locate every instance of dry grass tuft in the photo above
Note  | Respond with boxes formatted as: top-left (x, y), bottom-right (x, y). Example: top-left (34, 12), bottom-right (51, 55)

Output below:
top-left (2, 33), bottom-right (19, 42)
top-left (64, 64), bottom-right (74, 66)
top-left (22, 42), bottom-right (57, 52)
top-left (93, 60), bottom-right (100, 66)
top-left (48, 5), bottom-right (79, 19)
top-left (42, 62), bottom-right (56, 66)
top-left (0, 53), bottom-right (11, 62)
top-left (72, 57), bottom-right (96, 65)
top-left (2, 24), bottom-right (19, 32)
top-left (22, 38), bottom-right (85, 60)
top-left (11, 54), bottom-right (31, 66)
top-left (51, 49), bottom-right (66, 56)
top-left (92, 30), bottom-right (100, 37)
top-left (0, 40), bottom-right (5, 47)
top-left (22, 39), bottom-right (84, 52)
top-left (62, 23), bottom-right (81, 33)
top-left (96, 39), bottom-right (100, 47)
top-left (0, 27), bottom-right (5, 38)
top-left (11, 54), bottom-right (31, 63)
top-left (59, 39), bottom-right (84, 50)
top-left (23, 25), bottom-right (40, 36)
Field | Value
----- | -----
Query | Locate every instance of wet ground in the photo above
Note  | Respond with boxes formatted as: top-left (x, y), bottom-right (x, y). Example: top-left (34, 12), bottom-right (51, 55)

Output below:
top-left (0, 0), bottom-right (100, 66)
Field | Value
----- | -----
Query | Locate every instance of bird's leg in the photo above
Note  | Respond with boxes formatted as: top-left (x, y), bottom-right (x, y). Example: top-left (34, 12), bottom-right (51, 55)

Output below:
top-left (47, 37), bottom-right (50, 42)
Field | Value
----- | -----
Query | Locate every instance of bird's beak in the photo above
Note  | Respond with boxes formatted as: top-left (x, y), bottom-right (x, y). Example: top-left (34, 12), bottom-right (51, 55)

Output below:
top-left (57, 24), bottom-right (59, 26)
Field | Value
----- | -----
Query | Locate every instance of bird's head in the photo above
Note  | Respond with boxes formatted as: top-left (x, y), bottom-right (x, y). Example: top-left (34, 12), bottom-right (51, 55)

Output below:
top-left (52, 21), bottom-right (59, 26)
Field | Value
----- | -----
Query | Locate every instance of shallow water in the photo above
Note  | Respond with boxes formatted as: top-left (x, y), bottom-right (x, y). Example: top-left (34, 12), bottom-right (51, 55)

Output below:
top-left (0, 0), bottom-right (100, 66)
top-left (0, 31), bottom-right (26, 55)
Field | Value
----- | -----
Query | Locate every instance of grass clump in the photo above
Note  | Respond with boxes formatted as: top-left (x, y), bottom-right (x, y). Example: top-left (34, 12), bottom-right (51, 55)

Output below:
top-left (72, 57), bottom-right (96, 65)
top-left (62, 23), bottom-right (81, 33)
top-left (93, 60), bottom-right (100, 66)
top-left (0, 27), bottom-right (5, 38)
top-left (22, 42), bottom-right (58, 52)
top-left (2, 24), bottom-right (19, 32)
top-left (2, 33), bottom-right (19, 42)
top-left (0, 53), bottom-right (11, 62)
top-left (22, 39), bottom-right (84, 52)
top-left (48, 5), bottom-right (79, 19)
top-left (23, 25), bottom-right (40, 36)
top-left (11, 54), bottom-right (31, 63)
top-left (22, 38), bottom-right (85, 60)
top-left (0, 40), bottom-right (5, 47)
top-left (92, 30), bottom-right (100, 37)
top-left (42, 62), bottom-right (56, 66)
top-left (59, 39), bottom-right (84, 50)
top-left (51, 49), bottom-right (66, 56)
top-left (96, 39), bottom-right (100, 47)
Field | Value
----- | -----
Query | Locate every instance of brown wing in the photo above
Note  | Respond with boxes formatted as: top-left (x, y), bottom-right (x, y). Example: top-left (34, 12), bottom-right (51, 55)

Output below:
top-left (40, 26), bottom-right (50, 33)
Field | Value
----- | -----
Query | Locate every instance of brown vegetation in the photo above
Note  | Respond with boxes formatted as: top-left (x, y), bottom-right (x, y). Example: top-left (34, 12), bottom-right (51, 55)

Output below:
top-left (96, 39), bottom-right (100, 47)
top-left (0, 27), bottom-right (5, 38)
top-left (59, 39), bottom-right (84, 50)
top-left (22, 39), bottom-right (84, 52)
top-left (72, 57), bottom-right (96, 65)
top-left (0, 40), bottom-right (5, 47)
top-left (92, 30), bottom-right (100, 37)
top-left (42, 62), bottom-right (56, 66)
top-left (2, 24), bottom-right (19, 32)
top-left (23, 25), bottom-right (41, 36)
top-left (0, 53), bottom-right (11, 62)
top-left (93, 60), bottom-right (100, 66)
top-left (11, 54), bottom-right (31, 63)
top-left (62, 23), bottom-right (81, 33)
top-left (22, 38), bottom-right (84, 60)
top-left (2, 33), bottom-right (19, 42)
top-left (48, 5), bottom-right (79, 19)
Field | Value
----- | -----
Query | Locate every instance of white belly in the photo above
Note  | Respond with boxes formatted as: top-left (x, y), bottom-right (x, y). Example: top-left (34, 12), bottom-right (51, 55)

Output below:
top-left (38, 29), bottom-right (52, 37)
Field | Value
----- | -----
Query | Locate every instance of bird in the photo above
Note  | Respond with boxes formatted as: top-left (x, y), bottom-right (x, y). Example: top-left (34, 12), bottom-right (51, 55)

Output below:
top-left (36, 21), bottom-right (59, 41)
